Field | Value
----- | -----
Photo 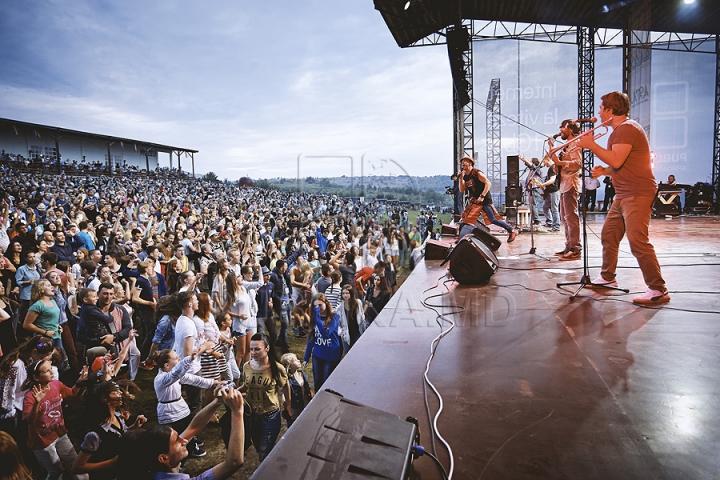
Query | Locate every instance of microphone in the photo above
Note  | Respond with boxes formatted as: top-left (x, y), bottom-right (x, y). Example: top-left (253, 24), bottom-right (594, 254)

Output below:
top-left (574, 117), bottom-right (597, 123)
top-left (552, 133), bottom-right (562, 139)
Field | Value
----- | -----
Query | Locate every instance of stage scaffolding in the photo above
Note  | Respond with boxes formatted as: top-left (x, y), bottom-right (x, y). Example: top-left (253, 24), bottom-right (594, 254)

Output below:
top-left (485, 79), bottom-right (502, 203)
top-left (401, 20), bottom-right (720, 212)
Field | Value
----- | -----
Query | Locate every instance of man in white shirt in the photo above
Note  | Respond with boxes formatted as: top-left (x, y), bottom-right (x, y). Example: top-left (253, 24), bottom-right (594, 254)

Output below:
top-left (173, 291), bottom-right (206, 417)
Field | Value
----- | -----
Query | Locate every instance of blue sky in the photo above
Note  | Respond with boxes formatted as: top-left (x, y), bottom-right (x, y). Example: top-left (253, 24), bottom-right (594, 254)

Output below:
top-left (0, 1), bottom-right (715, 184)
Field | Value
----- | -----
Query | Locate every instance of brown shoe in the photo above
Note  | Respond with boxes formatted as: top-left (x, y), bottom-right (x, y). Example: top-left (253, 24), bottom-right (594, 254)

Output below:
top-left (559, 250), bottom-right (581, 261)
top-left (507, 230), bottom-right (517, 243)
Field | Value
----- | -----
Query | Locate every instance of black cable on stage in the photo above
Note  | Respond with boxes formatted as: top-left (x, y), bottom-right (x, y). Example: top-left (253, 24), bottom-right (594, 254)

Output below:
top-left (424, 451), bottom-right (450, 480)
top-left (496, 261), bottom-right (720, 272)
top-left (490, 281), bottom-right (720, 314)
top-left (417, 273), bottom-right (464, 479)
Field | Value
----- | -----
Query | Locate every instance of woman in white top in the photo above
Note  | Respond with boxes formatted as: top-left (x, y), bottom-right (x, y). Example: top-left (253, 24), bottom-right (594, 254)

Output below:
top-left (238, 264), bottom-right (265, 364)
top-left (223, 270), bottom-right (251, 367)
top-left (152, 343), bottom-right (217, 457)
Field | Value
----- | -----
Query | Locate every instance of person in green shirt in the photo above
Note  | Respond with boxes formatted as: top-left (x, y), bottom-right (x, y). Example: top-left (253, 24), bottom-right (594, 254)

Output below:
top-left (23, 279), bottom-right (61, 348)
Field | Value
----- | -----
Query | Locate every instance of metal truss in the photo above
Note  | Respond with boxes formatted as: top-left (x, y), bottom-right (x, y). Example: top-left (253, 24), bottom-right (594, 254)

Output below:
top-left (452, 21), bottom-right (474, 171)
top-left (410, 20), bottom-right (717, 54)
top-left (714, 35), bottom-right (720, 213)
top-left (485, 79), bottom-right (502, 203)
top-left (578, 27), bottom-right (595, 169)
top-left (462, 33), bottom-right (474, 159)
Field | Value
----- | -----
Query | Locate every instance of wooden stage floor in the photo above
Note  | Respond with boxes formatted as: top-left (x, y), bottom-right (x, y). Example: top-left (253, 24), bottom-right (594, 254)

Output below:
top-left (320, 214), bottom-right (720, 480)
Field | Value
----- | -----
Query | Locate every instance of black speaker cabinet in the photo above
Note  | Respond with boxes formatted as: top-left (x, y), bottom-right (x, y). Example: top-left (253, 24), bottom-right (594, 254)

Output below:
top-left (425, 239), bottom-right (452, 260)
top-left (458, 223), bottom-right (501, 251)
top-left (250, 391), bottom-right (416, 480)
top-left (507, 155), bottom-right (520, 187)
top-left (449, 234), bottom-right (499, 285)
top-left (505, 185), bottom-right (523, 206)
top-left (441, 223), bottom-right (459, 237)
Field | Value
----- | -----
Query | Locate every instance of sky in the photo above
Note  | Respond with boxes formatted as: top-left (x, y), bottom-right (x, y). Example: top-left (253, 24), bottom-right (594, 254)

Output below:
top-left (0, 1), bottom-right (715, 184)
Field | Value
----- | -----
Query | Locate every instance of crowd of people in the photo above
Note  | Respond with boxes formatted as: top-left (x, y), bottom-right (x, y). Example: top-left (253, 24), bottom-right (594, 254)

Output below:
top-left (0, 161), bottom-right (431, 479)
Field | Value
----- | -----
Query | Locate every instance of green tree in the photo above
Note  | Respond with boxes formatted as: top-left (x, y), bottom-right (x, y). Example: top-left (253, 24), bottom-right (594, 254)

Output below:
top-left (202, 171), bottom-right (219, 182)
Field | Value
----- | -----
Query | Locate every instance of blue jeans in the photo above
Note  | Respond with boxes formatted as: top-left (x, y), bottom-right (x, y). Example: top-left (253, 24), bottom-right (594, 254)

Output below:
top-left (251, 408), bottom-right (282, 462)
top-left (312, 356), bottom-right (341, 391)
top-left (398, 247), bottom-right (409, 268)
top-left (275, 304), bottom-right (290, 351)
top-left (543, 191), bottom-right (561, 230)
top-left (482, 204), bottom-right (513, 233)
top-left (531, 188), bottom-right (543, 222)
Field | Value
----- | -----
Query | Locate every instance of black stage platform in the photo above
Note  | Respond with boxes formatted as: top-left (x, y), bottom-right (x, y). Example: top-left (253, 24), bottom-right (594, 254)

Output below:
top-left (319, 215), bottom-right (720, 479)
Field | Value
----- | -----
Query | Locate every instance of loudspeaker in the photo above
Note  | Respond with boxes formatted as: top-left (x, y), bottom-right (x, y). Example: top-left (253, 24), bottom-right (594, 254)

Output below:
top-left (449, 235), bottom-right (499, 285)
top-left (652, 197), bottom-right (681, 216)
top-left (251, 391), bottom-right (417, 480)
top-left (441, 223), bottom-right (459, 237)
top-left (507, 155), bottom-right (520, 187)
top-left (457, 223), bottom-right (501, 251)
top-left (505, 185), bottom-right (523, 206)
top-left (425, 239), bottom-right (452, 260)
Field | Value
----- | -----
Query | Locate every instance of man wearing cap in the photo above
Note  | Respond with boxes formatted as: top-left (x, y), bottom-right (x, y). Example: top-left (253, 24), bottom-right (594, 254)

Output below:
top-left (208, 229), bottom-right (224, 253)
top-left (458, 155), bottom-right (516, 243)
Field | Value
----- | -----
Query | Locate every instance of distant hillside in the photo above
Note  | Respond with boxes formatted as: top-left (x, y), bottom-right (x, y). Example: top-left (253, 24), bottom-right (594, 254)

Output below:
top-left (256, 174), bottom-right (455, 206)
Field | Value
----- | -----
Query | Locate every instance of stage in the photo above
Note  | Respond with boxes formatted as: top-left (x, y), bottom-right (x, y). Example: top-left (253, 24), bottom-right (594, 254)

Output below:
top-left (321, 214), bottom-right (720, 479)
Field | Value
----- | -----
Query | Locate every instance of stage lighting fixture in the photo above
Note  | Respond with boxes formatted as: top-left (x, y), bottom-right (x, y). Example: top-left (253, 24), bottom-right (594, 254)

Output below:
top-left (683, 0), bottom-right (695, 4)
top-left (404, 0), bottom-right (421, 10)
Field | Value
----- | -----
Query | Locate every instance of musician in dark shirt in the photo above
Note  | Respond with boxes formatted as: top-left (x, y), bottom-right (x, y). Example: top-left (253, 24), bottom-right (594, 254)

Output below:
top-left (458, 156), bottom-right (516, 243)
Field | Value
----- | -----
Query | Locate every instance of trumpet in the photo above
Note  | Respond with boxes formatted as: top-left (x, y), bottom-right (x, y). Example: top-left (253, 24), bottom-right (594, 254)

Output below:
top-left (547, 119), bottom-right (611, 157)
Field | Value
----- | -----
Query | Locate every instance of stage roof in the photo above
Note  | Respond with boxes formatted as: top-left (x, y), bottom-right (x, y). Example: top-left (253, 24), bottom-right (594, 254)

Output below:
top-left (0, 117), bottom-right (198, 154)
top-left (373, 0), bottom-right (720, 47)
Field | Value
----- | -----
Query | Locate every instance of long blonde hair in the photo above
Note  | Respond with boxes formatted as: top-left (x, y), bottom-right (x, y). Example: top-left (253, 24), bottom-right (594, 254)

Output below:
top-left (30, 279), bottom-right (52, 303)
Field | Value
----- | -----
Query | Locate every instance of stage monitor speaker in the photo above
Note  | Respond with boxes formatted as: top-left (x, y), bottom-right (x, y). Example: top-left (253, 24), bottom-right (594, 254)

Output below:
top-left (507, 155), bottom-right (520, 187)
top-left (505, 185), bottom-right (523, 206)
top-left (458, 223), bottom-right (501, 251)
top-left (251, 390), bottom-right (417, 480)
top-left (652, 197), bottom-right (681, 216)
top-left (441, 223), bottom-right (459, 237)
top-left (425, 239), bottom-right (451, 260)
top-left (449, 235), bottom-right (499, 285)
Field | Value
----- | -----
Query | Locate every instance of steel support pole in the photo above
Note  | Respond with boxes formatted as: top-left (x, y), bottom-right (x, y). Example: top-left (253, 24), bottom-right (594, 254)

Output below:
top-left (713, 35), bottom-right (720, 213)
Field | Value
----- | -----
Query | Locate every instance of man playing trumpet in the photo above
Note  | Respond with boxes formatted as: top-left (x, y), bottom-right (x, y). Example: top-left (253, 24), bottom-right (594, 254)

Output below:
top-left (576, 91), bottom-right (669, 305)
top-left (548, 119), bottom-right (582, 260)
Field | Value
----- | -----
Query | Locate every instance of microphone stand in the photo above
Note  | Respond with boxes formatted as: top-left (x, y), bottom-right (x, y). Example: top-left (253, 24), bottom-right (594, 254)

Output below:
top-left (556, 149), bottom-right (628, 300)
top-left (520, 162), bottom-right (550, 260)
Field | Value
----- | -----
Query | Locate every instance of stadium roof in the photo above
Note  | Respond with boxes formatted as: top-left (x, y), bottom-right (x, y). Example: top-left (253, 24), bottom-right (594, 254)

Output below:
top-left (373, 0), bottom-right (720, 47)
top-left (0, 117), bottom-right (198, 154)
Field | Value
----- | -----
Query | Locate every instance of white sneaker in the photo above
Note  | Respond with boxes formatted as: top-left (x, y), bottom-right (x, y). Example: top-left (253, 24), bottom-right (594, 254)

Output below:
top-left (591, 276), bottom-right (618, 288)
top-left (633, 288), bottom-right (670, 305)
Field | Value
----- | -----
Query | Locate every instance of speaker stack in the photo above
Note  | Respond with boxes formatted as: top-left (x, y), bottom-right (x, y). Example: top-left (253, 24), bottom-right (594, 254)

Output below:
top-left (449, 234), bottom-right (499, 285)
